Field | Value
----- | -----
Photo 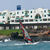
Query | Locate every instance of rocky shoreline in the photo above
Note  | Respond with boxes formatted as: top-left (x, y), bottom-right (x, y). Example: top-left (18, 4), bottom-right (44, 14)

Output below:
top-left (0, 30), bottom-right (50, 42)
top-left (0, 35), bottom-right (10, 40)
top-left (0, 35), bottom-right (50, 43)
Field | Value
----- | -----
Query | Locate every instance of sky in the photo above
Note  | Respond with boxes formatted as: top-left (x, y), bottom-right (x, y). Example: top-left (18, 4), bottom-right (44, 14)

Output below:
top-left (0, 0), bottom-right (50, 11)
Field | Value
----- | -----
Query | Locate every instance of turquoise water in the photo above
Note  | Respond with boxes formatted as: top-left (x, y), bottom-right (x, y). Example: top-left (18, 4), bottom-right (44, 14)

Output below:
top-left (0, 41), bottom-right (50, 50)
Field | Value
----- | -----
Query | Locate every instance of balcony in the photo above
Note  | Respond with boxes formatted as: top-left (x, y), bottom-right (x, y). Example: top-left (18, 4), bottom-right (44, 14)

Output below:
top-left (16, 17), bottom-right (23, 20)
top-left (25, 14), bottom-right (29, 17)
top-left (16, 17), bottom-right (19, 19)
top-left (48, 13), bottom-right (50, 16)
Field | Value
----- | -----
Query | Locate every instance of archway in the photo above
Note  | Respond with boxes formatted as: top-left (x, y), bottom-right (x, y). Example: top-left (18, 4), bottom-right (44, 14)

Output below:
top-left (35, 14), bottom-right (41, 19)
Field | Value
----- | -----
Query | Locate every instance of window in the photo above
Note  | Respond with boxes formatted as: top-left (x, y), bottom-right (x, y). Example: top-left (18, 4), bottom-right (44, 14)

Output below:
top-left (17, 12), bottom-right (19, 14)
top-left (40, 19), bottom-right (42, 21)
top-left (11, 20), bottom-right (14, 22)
top-left (21, 20), bottom-right (24, 22)
top-left (25, 20), bottom-right (28, 22)
top-left (2, 21), bottom-right (5, 22)
top-left (48, 19), bottom-right (50, 21)
top-left (25, 11), bottom-right (29, 13)
top-left (25, 11), bottom-right (29, 17)
top-left (22, 12), bottom-right (24, 14)
top-left (25, 14), bottom-right (29, 17)
top-left (2, 12), bottom-right (6, 16)
top-left (16, 20), bottom-right (24, 22)
top-left (39, 16), bottom-right (41, 18)
top-left (35, 16), bottom-right (38, 19)
top-left (16, 16), bottom-right (19, 19)
top-left (10, 13), bottom-right (12, 15)
top-left (48, 14), bottom-right (50, 16)
top-left (35, 14), bottom-right (41, 19)
top-left (31, 11), bottom-right (32, 13)
top-left (3, 16), bottom-right (4, 18)
top-left (15, 20), bottom-right (19, 22)
top-left (7, 17), bottom-right (10, 20)
top-left (43, 19), bottom-right (47, 21)
top-left (29, 19), bottom-right (33, 22)
top-left (35, 20), bottom-right (38, 21)
top-left (44, 15), bottom-right (46, 17)
top-left (31, 15), bottom-right (32, 17)
top-left (44, 10), bottom-right (46, 13)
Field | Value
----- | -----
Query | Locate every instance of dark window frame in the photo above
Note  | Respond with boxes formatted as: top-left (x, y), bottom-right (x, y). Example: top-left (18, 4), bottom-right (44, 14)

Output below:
top-left (25, 20), bottom-right (28, 22)
top-left (29, 19), bottom-right (33, 22)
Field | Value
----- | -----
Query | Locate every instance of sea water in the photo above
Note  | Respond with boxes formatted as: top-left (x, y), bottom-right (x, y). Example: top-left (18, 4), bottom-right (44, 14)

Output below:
top-left (0, 41), bottom-right (50, 50)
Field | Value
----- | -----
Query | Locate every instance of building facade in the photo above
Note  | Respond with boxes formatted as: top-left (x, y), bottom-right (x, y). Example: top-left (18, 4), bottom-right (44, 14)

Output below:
top-left (0, 8), bottom-right (50, 24)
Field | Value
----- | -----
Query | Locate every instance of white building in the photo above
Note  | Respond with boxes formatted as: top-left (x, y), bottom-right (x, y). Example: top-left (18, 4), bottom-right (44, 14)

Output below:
top-left (0, 8), bottom-right (50, 24)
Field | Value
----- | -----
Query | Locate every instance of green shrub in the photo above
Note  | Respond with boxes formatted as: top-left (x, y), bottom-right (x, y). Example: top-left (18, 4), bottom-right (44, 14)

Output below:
top-left (0, 29), bottom-right (22, 36)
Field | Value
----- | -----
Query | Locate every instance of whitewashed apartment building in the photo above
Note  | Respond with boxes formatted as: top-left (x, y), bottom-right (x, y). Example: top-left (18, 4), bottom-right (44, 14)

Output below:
top-left (0, 8), bottom-right (50, 24)
top-left (0, 8), bottom-right (50, 30)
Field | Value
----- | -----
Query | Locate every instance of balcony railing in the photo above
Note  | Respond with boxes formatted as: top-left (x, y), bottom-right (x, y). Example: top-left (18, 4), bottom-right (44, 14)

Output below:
top-left (16, 17), bottom-right (23, 20)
